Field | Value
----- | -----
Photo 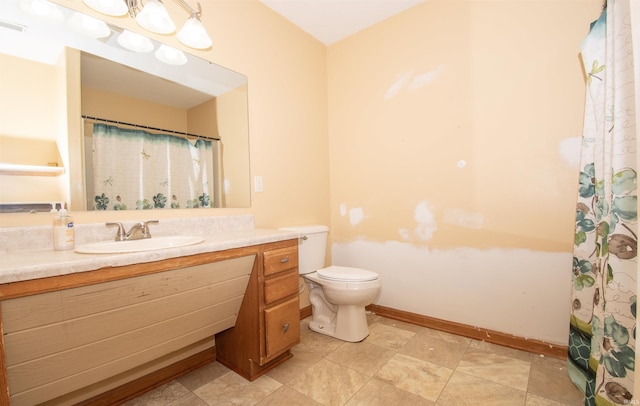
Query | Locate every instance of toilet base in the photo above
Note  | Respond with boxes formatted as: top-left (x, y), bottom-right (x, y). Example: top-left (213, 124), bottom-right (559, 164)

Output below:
top-left (308, 304), bottom-right (370, 342)
top-left (308, 319), bottom-right (336, 338)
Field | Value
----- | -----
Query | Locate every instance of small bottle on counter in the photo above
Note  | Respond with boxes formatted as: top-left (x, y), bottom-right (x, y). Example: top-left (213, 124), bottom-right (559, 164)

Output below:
top-left (49, 202), bottom-right (58, 217)
top-left (53, 205), bottom-right (75, 251)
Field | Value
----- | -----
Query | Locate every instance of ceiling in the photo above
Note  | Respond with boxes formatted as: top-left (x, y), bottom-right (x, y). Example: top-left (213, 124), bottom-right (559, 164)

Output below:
top-left (259, 0), bottom-right (426, 45)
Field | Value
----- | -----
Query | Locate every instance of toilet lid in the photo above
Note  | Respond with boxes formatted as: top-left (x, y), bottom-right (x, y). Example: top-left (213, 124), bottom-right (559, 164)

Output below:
top-left (317, 266), bottom-right (379, 282)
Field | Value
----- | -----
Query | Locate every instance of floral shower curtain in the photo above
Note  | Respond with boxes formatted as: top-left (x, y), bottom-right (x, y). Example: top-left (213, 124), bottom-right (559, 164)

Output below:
top-left (90, 123), bottom-right (217, 210)
top-left (568, 1), bottom-right (638, 405)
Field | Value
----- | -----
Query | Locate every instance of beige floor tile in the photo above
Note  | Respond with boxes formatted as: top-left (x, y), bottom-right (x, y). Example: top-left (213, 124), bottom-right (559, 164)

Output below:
top-left (325, 341), bottom-right (395, 376)
top-left (255, 386), bottom-right (322, 406)
top-left (297, 326), bottom-right (346, 356)
top-left (177, 361), bottom-right (232, 391)
top-left (366, 311), bottom-right (383, 325)
top-left (375, 353), bottom-right (452, 401)
top-left (436, 371), bottom-right (526, 405)
top-left (346, 377), bottom-right (436, 406)
top-left (166, 392), bottom-right (210, 406)
top-left (398, 329), bottom-right (470, 369)
top-left (194, 371), bottom-right (282, 406)
top-left (123, 316), bottom-right (588, 406)
top-left (266, 348), bottom-right (322, 384)
top-left (418, 327), bottom-right (473, 344)
top-left (527, 356), bottom-right (584, 406)
top-left (525, 393), bottom-right (575, 406)
top-left (122, 381), bottom-right (192, 406)
top-left (456, 347), bottom-right (531, 391)
top-left (364, 322), bottom-right (416, 349)
top-left (369, 314), bottom-right (426, 333)
top-left (468, 339), bottom-right (534, 363)
top-left (288, 359), bottom-right (369, 406)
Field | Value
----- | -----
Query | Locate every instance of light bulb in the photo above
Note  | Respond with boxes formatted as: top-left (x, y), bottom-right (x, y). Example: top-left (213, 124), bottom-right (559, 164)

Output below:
top-left (177, 17), bottom-right (212, 49)
top-left (69, 12), bottom-right (111, 38)
top-left (117, 30), bottom-right (154, 52)
top-left (136, 0), bottom-right (175, 34)
top-left (155, 44), bottom-right (187, 65)
top-left (31, 0), bottom-right (52, 16)
top-left (18, 0), bottom-right (64, 22)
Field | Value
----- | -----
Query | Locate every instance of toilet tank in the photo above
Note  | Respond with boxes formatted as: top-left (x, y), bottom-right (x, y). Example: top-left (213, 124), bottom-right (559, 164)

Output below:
top-left (279, 225), bottom-right (328, 275)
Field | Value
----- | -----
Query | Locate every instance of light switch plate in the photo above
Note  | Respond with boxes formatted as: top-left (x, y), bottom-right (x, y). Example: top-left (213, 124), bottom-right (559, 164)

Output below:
top-left (254, 176), bottom-right (264, 192)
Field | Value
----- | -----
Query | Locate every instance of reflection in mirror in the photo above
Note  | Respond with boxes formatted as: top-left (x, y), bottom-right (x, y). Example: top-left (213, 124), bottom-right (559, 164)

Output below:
top-left (0, 0), bottom-right (251, 212)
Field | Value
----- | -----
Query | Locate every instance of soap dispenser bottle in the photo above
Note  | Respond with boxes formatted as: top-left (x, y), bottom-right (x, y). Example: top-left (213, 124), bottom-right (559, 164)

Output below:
top-left (49, 202), bottom-right (58, 217)
top-left (53, 204), bottom-right (75, 251)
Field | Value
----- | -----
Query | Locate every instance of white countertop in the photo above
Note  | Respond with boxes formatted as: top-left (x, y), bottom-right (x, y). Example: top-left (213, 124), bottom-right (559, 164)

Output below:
top-left (0, 228), bottom-right (300, 284)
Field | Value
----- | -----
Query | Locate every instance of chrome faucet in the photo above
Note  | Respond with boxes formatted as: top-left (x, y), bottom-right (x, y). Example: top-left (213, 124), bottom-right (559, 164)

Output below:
top-left (106, 220), bottom-right (159, 241)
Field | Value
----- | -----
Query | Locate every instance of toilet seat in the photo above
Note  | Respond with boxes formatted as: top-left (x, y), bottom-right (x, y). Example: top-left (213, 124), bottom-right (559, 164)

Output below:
top-left (317, 266), bottom-right (378, 282)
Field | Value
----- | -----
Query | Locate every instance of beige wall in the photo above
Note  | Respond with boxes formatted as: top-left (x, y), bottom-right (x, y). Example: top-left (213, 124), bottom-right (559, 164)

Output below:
top-left (0, 53), bottom-right (68, 204)
top-left (328, 0), bottom-right (602, 344)
top-left (82, 87), bottom-right (188, 131)
top-left (0, 54), bottom-right (61, 140)
top-left (209, 1), bottom-right (330, 229)
top-left (212, 86), bottom-right (251, 208)
top-left (328, 0), bottom-right (598, 252)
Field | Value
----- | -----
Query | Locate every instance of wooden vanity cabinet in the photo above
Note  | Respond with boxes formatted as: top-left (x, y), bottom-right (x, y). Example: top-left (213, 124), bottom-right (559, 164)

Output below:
top-left (0, 249), bottom-right (258, 406)
top-left (0, 239), bottom-right (300, 405)
top-left (215, 239), bottom-right (301, 380)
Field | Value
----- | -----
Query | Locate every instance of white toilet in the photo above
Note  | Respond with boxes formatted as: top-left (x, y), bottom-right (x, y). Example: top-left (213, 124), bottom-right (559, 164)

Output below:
top-left (280, 225), bottom-right (381, 342)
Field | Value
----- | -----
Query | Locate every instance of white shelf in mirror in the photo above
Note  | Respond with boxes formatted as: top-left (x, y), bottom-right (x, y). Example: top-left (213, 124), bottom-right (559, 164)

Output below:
top-left (0, 163), bottom-right (64, 176)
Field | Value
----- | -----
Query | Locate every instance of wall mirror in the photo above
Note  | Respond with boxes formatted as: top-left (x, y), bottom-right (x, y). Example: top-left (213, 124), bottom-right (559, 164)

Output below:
top-left (0, 0), bottom-right (251, 212)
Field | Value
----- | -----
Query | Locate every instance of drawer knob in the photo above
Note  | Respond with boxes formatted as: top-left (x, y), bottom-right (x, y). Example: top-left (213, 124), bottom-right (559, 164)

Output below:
top-left (280, 257), bottom-right (289, 263)
top-left (283, 322), bottom-right (290, 333)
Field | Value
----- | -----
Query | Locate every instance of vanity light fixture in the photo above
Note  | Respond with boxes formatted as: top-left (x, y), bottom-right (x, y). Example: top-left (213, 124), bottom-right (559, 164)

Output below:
top-left (82, 0), bottom-right (212, 50)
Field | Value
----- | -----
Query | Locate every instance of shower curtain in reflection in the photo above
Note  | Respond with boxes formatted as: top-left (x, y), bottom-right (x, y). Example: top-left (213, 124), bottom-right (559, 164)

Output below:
top-left (568, 1), bottom-right (637, 405)
top-left (90, 123), bottom-right (216, 210)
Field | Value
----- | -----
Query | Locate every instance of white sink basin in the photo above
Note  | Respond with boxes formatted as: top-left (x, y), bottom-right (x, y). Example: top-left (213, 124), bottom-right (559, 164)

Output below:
top-left (75, 235), bottom-right (205, 254)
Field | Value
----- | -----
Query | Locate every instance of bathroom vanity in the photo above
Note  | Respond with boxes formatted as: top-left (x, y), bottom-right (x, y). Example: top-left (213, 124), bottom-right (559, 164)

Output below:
top-left (0, 217), bottom-right (301, 405)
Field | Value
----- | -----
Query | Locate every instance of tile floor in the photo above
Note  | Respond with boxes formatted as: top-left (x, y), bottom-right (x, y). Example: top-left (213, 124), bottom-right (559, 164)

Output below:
top-left (124, 314), bottom-right (584, 406)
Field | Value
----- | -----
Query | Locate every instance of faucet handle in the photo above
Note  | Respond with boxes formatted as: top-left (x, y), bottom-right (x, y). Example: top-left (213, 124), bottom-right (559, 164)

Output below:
top-left (141, 220), bottom-right (159, 238)
top-left (106, 222), bottom-right (125, 241)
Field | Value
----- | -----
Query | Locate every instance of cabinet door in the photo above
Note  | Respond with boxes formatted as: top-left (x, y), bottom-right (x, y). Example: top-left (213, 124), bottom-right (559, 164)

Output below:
top-left (263, 297), bottom-right (300, 361)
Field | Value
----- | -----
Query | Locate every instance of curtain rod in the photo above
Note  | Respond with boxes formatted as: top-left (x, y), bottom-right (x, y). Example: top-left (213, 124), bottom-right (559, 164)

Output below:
top-left (82, 115), bottom-right (220, 142)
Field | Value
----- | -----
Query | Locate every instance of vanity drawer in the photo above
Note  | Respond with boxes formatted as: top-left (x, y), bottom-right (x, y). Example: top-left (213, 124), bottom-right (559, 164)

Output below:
top-left (263, 246), bottom-right (298, 276)
top-left (264, 270), bottom-right (299, 305)
top-left (263, 297), bottom-right (300, 360)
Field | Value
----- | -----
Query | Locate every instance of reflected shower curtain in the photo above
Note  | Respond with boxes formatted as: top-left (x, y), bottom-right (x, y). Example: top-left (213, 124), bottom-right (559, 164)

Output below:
top-left (91, 123), bottom-right (216, 210)
top-left (568, 1), bottom-right (637, 405)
